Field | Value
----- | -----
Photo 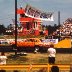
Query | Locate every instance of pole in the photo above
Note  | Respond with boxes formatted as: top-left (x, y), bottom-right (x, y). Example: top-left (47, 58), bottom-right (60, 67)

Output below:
top-left (58, 11), bottom-right (60, 26)
top-left (58, 11), bottom-right (60, 41)
top-left (15, 0), bottom-right (17, 55)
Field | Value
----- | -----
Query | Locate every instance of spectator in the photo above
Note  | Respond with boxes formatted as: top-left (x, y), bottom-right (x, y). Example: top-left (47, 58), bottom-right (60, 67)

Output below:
top-left (51, 66), bottom-right (59, 72)
top-left (47, 44), bottom-right (56, 64)
top-left (0, 52), bottom-right (7, 65)
top-left (0, 70), bottom-right (6, 72)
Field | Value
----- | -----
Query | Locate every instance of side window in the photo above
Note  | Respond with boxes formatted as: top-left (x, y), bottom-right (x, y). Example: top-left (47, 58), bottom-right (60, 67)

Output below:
top-left (34, 39), bottom-right (38, 42)
top-left (26, 39), bottom-right (33, 42)
top-left (29, 39), bottom-right (34, 42)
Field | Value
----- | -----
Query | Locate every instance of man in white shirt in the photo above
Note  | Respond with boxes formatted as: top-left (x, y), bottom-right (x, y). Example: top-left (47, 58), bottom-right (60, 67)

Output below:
top-left (0, 52), bottom-right (7, 65)
top-left (48, 44), bottom-right (56, 64)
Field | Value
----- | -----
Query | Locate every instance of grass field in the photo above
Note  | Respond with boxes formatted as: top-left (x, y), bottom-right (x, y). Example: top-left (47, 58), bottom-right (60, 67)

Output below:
top-left (0, 52), bottom-right (71, 72)
top-left (4, 52), bottom-right (72, 65)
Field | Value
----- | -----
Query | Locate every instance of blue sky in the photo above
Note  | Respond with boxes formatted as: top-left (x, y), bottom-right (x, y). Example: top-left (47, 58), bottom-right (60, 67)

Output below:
top-left (0, 0), bottom-right (72, 27)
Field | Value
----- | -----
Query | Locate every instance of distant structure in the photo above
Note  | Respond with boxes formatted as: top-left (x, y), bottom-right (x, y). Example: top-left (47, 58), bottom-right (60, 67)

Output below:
top-left (17, 7), bottom-right (48, 36)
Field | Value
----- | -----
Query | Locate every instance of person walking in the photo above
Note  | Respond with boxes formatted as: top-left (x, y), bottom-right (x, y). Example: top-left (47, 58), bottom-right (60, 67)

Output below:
top-left (47, 44), bottom-right (56, 64)
top-left (0, 52), bottom-right (7, 65)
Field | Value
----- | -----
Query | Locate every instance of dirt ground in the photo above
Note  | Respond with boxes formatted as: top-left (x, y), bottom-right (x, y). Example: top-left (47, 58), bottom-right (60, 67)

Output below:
top-left (3, 52), bottom-right (72, 65)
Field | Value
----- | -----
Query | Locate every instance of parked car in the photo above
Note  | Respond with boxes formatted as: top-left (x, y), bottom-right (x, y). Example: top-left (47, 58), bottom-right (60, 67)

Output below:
top-left (10, 38), bottom-right (52, 52)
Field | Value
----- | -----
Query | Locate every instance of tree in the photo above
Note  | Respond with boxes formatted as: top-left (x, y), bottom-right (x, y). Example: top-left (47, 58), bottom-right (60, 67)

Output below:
top-left (0, 24), bottom-right (6, 35)
top-left (45, 24), bottom-right (60, 35)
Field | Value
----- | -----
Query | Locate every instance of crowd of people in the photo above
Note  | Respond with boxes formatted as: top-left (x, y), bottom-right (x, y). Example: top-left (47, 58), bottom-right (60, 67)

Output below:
top-left (52, 18), bottom-right (72, 38)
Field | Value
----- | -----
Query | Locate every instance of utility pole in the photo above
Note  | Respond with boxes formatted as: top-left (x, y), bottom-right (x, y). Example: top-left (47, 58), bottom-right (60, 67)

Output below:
top-left (58, 11), bottom-right (60, 26)
top-left (58, 11), bottom-right (61, 41)
top-left (15, 0), bottom-right (17, 55)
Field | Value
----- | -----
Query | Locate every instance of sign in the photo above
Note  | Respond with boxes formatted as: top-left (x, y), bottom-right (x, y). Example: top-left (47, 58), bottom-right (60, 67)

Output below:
top-left (42, 39), bottom-right (58, 44)
top-left (25, 4), bottom-right (54, 21)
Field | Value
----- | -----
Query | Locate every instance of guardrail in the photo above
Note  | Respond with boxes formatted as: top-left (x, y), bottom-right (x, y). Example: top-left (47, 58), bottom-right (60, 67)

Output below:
top-left (0, 64), bottom-right (70, 72)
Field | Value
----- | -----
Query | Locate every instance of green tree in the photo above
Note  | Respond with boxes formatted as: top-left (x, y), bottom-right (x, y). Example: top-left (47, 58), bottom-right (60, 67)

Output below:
top-left (0, 24), bottom-right (6, 35)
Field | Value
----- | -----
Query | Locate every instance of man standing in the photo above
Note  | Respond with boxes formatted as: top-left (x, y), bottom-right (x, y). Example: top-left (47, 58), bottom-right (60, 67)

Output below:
top-left (47, 44), bottom-right (56, 64)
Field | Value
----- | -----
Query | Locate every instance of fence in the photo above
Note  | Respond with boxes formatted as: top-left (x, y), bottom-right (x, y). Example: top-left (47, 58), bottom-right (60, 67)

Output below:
top-left (0, 64), bottom-right (70, 72)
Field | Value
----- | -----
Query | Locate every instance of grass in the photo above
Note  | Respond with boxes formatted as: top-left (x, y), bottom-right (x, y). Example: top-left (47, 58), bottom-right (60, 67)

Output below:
top-left (5, 52), bottom-right (72, 65)
top-left (0, 52), bottom-right (71, 72)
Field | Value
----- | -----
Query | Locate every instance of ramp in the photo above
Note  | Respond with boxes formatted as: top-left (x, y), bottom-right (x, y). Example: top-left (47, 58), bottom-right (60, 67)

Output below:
top-left (54, 38), bottom-right (71, 48)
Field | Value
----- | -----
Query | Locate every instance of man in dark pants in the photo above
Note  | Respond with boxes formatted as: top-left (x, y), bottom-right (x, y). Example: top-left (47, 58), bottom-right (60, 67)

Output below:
top-left (51, 66), bottom-right (59, 72)
top-left (47, 44), bottom-right (56, 64)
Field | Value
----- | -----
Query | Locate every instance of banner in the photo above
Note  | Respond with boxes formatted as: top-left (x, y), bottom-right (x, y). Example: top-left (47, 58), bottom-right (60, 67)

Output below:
top-left (25, 4), bottom-right (54, 21)
top-left (42, 39), bottom-right (58, 44)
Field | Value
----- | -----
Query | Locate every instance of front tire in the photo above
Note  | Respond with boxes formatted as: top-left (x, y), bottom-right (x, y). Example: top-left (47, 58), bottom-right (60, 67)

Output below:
top-left (34, 46), bottom-right (39, 53)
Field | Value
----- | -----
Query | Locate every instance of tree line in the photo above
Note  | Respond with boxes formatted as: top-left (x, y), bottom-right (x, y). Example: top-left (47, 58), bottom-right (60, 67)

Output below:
top-left (0, 24), bottom-right (60, 35)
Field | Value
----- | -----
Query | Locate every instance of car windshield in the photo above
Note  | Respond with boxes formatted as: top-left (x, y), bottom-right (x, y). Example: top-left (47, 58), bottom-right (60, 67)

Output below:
top-left (40, 39), bottom-right (49, 43)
